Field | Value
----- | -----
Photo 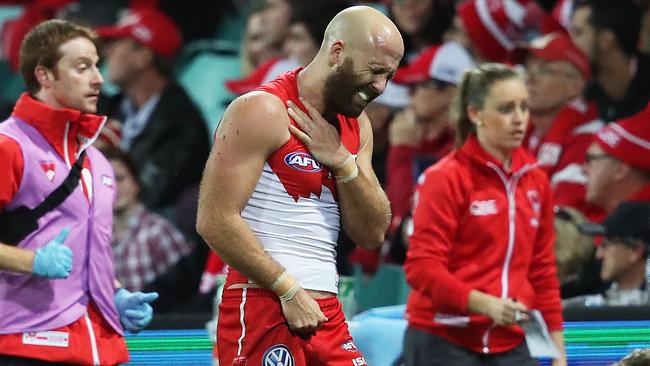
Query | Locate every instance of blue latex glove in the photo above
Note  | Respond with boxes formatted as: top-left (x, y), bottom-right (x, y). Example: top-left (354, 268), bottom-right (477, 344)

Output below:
top-left (32, 227), bottom-right (73, 279)
top-left (114, 288), bottom-right (159, 332)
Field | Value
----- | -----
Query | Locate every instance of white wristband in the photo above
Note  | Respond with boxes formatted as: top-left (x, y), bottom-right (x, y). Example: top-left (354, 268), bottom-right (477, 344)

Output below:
top-left (271, 271), bottom-right (288, 292)
top-left (337, 163), bottom-right (359, 183)
top-left (279, 282), bottom-right (300, 302)
top-left (332, 153), bottom-right (354, 170)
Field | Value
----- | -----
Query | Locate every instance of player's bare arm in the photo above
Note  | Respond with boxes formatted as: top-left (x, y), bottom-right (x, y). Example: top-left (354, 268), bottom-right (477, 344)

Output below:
top-left (196, 92), bottom-right (327, 335)
top-left (288, 99), bottom-right (390, 250)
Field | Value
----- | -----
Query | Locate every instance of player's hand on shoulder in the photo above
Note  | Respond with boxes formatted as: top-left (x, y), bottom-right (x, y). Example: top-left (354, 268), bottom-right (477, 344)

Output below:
top-left (286, 97), bottom-right (350, 169)
top-left (280, 287), bottom-right (328, 337)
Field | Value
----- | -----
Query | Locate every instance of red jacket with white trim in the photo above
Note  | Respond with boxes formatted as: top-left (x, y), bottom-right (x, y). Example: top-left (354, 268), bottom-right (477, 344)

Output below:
top-left (404, 136), bottom-right (563, 354)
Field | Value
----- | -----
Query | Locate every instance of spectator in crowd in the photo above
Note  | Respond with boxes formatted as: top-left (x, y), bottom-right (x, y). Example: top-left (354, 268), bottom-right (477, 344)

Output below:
top-left (225, 2), bottom-right (350, 104)
top-left (225, 1), bottom-right (302, 97)
top-left (104, 147), bottom-right (196, 312)
top-left (386, 42), bottom-right (474, 241)
top-left (0, 19), bottom-right (156, 365)
top-left (562, 104), bottom-right (650, 298)
top-left (570, 0), bottom-right (650, 120)
top-left (403, 63), bottom-right (565, 366)
top-left (97, 7), bottom-right (210, 216)
top-left (388, 0), bottom-right (455, 61)
top-left (564, 201), bottom-right (650, 307)
top-left (612, 348), bottom-right (650, 366)
top-left (0, 0), bottom-right (74, 73)
top-left (584, 105), bottom-right (650, 214)
top-left (240, 3), bottom-right (285, 76)
top-left (283, 1), bottom-right (350, 67)
top-left (264, 0), bottom-right (294, 53)
top-left (446, 0), bottom-right (556, 62)
top-left (554, 206), bottom-right (595, 283)
top-left (524, 32), bottom-right (603, 217)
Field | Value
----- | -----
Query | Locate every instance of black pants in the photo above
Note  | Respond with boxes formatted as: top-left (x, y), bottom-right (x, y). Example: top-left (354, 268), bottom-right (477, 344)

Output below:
top-left (403, 326), bottom-right (538, 366)
top-left (0, 355), bottom-right (74, 365)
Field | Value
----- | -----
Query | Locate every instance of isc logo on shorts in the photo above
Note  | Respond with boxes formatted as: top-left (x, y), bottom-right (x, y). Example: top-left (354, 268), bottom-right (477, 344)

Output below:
top-left (284, 152), bottom-right (322, 172)
top-left (352, 356), bottom-right (368, 366)
top-left (262, 344), bottom-right (294, 366)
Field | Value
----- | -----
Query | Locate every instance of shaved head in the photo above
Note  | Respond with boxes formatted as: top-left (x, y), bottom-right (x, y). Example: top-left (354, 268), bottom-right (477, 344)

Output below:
top-left (322, 5), bottom-right (404, 60)
top-left (303, 5), bottom-right (404, 118)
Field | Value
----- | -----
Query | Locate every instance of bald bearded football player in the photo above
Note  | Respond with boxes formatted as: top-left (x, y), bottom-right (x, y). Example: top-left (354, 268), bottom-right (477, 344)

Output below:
top-left (196, 5), bottom-right (403, 366)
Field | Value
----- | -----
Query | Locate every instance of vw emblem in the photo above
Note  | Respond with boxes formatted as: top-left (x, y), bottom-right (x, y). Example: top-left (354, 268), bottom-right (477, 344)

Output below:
top-left (262, 344), bottom-right (294, 366)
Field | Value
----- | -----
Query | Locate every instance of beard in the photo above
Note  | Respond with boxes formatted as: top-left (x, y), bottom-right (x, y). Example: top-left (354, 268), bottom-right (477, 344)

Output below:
top-left (323, 57), bottom-right (380, 118)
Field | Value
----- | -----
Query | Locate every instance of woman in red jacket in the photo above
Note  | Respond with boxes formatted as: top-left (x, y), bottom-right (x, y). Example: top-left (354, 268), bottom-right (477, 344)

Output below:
top-left (403, 63), bottom-right (566, 366)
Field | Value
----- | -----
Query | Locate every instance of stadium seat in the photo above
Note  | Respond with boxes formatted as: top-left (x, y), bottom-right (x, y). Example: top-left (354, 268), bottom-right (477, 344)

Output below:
top-left (352, 264), bottom-right (411, 313)
top-left (348, 305), bottom-right (407, 366)
top-left (0, 60), bottom-right (24, 103)
top-left (176, 40), bottom-right (241, 138)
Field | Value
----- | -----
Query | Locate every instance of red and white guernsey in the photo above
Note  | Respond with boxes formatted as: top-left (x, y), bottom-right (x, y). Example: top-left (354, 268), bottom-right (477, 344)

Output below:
top-left (225, 68), bottom-right (361, 294)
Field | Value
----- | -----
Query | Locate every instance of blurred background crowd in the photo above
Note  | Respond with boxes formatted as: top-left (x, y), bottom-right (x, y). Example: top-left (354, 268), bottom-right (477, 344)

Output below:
top-left (0, 0), bottom-right (649, 328)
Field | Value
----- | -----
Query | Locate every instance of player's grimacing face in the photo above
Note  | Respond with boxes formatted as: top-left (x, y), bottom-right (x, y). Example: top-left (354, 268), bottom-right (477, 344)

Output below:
top-left (324, 58), bottom-right (376, 117)
top-left (324, 50), bottom-right (399, 118)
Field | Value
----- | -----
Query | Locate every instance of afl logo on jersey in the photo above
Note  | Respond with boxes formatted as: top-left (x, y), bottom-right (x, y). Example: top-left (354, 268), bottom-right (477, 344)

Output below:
top-left (262, 344), bottom-right (294, 366)
top-left (284, 152), bottom-right (322, 172)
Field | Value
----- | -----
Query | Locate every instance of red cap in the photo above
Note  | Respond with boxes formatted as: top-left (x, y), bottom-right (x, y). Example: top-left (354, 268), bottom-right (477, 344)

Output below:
top-left (96, 7), bottom-right (181, 58)
top-left (458, 0), bottom-right (521, 62)
top-left (528, 32), bottom-right (591, 80)
top-left (595, 103), bottom-right (650, 172)
top-left (551, 0), bottom-right (574, 31)
top-left (1, 1), bottom-right (73, 71)
top-left (458, 0), bottom-right (555, 62)
top-left (225, 57), bottom-right (299, 95)
top-left (393, 42), bottom-right (474, 85)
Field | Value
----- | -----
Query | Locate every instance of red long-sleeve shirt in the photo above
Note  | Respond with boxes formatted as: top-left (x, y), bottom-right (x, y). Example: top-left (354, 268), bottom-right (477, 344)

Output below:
top-left (405, 136), bottom-right (563, 354)
top-left (385, 128), bottom-right (453, 233)
top-left (526, 99), bottom-right (606, 221)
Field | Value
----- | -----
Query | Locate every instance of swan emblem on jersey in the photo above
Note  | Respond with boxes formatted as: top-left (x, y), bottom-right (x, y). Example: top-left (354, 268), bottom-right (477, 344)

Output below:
top-left (262, 344), bottom-right (294, 366)
top-left (284, 152), bottom-right (322, 172)
top-left (39, 161), bottom-right (56, 182)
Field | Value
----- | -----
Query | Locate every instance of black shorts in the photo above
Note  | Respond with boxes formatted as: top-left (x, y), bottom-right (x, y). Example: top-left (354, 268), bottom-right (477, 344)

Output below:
top-left (402, 326), bottom-right (538, 366)
top-left (0, 355), bottom-right (73, 366)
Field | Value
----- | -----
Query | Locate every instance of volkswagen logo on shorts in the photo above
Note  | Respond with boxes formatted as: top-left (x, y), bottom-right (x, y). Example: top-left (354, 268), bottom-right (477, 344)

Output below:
top-left (262, 344), bottom-right (294, 366)
top-left (284, 152), bottom-right (322, 172)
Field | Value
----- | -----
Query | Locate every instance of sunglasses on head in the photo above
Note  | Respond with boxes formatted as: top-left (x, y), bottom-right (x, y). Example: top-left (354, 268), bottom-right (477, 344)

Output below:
top-left (584, 152), bottom-right (612, 164)
top-left (554, 206), bottom-right (577, 223)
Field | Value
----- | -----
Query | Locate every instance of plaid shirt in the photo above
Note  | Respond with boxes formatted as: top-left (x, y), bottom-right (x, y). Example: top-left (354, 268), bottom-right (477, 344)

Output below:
top-left (112, 204), bottom-right (193, 291)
